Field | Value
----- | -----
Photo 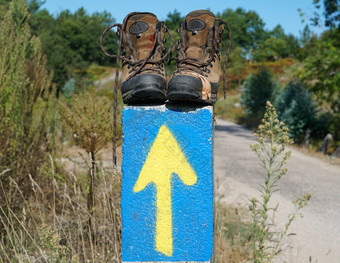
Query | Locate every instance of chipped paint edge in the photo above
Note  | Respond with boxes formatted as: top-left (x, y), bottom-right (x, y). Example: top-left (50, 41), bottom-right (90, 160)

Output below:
top-left (123, 261), bottom-right (210, 263)
top-left (123, 104), bottom-right (213, 114)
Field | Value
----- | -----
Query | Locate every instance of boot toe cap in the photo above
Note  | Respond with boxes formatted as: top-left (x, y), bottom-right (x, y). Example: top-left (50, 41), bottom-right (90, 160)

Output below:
top-left (121, 74), bottom-right (167, 104)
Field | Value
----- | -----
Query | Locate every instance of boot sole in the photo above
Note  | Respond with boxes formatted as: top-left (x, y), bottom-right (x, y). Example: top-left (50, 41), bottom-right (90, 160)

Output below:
top-left (167, 75), bottom-right (217, 104)
top-left (121, 74), bottom-right (167, 104)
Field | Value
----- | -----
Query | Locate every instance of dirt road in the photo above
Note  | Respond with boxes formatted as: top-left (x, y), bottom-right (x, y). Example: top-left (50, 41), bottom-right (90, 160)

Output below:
top-left (214, 118), bottom-right (340, 263)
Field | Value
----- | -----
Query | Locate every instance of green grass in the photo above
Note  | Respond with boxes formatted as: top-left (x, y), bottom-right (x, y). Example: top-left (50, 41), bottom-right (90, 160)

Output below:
top-left (215, 94), bottom-right (246, 122)
top-left (215, 93), bottom-right (261, 130)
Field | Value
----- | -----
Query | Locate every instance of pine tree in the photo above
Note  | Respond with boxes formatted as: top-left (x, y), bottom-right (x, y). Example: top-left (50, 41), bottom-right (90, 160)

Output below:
top-left (241, 68), bottom-right (279, 117)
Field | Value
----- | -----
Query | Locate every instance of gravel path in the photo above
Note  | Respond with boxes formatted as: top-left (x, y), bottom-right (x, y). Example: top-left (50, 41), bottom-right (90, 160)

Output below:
top-left (214, 118), bottom-right (340, 263)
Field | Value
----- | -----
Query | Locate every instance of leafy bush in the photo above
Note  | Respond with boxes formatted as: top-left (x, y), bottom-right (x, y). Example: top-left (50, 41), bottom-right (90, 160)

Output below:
top-left (59, 87), bottom-right (115, 222)
top-left (59, 87), bottom-right (115, 156)
top-left (241, 68), bottom-right (279, 118)
top-left (275, 81), bottom-right (317, 143)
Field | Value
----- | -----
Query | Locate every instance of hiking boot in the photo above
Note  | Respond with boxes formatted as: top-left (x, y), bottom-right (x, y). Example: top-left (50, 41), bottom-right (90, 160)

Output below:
top-left (101, 12), bottom-right (173, 104)
top-left (100, 12), bottom-right (173, 167)
top-left (167, 10), bottom-right (231, 104)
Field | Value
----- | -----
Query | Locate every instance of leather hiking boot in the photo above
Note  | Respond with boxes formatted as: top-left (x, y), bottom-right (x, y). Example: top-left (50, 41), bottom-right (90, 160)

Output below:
top-left (100, 12), bottom-right (173, 104)
top-left (167, 10), bottom-right (231, 104)
top-left (100, 12), bottom-right (173, 167)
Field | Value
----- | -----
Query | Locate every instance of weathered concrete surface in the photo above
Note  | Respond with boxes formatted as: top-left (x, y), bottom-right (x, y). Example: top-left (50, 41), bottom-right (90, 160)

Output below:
top-left (214, 118), bottom-right (340, 263)
top-left (121, 105), bottom-right (213, 262)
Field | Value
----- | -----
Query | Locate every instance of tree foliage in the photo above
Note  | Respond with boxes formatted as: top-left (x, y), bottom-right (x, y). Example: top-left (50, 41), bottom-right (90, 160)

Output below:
top-left (275, 81), bottom-right (317, 143)
top-left (165, 9), bottom-right (182, 29)
top-left (296, 1), bottom-right (340, 142)
top-left (298, 38), bottom-right (340, 111)
top-left (323, 0), bottom-right (340, 28)
top-left (314, 0), bottom-right (339, 28)
top-left (217, 8), bottom-right (266, 60)
top-left (241, 68), bottom-right (279, 117)
top-left (0, 0), bottom-right (119, 92)
top-left (214, 8), bottom-right (302, 67)
top-left (228, 46), bottom-right (247, 87)
top-left (27, 6), bottom-right (118, 92)
top-left (299, 0), bottom-right (339, 29)
top-left (58, 88), bottom-right (114, 156)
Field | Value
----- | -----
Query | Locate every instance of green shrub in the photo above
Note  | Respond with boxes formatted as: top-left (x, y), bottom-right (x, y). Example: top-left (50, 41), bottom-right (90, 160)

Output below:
top-left (38, 225), bottom-right (78, 263)
top-left (58, 87), bottom-right (116, 229)
top-left (275, 81), bottom-right (316, 143)
top-left (62, 78), bottom-right (76, 98)
top-left (241, 68), bottom-right (279, 118)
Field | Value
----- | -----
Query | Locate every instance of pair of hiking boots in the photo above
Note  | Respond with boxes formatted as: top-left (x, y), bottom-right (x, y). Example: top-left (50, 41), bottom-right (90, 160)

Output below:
top-left (100, 10), bottom-right (231, 105)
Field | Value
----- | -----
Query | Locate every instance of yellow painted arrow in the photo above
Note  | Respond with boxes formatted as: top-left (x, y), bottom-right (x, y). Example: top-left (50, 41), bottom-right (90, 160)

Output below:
top-left (133, 125), bottom-right (197, 257)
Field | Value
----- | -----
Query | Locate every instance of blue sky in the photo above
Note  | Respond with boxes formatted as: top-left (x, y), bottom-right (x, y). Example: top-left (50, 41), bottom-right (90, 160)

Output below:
top-left (42, 0), bottom-right (324, 37)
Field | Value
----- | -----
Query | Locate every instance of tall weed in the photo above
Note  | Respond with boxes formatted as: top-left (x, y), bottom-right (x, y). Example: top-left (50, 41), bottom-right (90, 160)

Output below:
top-left (249, 102), bottom-right (311, 262)
top-left (0, 0), bottom-right (55, 194)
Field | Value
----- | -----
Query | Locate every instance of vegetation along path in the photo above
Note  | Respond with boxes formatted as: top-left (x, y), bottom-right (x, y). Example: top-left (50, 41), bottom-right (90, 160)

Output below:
top-left (214, 118), bottom-right (340, 263)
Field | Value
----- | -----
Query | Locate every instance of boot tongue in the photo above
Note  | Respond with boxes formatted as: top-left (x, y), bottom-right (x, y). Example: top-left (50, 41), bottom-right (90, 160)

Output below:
top-left (125, 13), bottom-right (158, 60)
top-left (185, 10), bottom-right (215, 59)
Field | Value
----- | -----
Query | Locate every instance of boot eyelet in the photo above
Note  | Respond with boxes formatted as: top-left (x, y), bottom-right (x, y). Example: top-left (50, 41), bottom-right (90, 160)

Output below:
top-left (209, 63), bottom-right (213, 67)
top-left (162, 47), bottom-right (166, 52)
top-left (192, 30), bottom-right (197, 35)
top-left (212, 58), bottom-right (215, 62)
top-left (177, 46), bottom-right (180, 51)
top-left (219, 29), bottom-right (224, 34)
top-left (127, 55), bottom-right (131, 60)
top-left (163, 38), bottom-right (166, 43)
top-left (122, 49), bottom-right (126, 56)
top-left (217, 39), bottom-right (221, 44)
top-left (136, 33), bottom-right (142, 39)
top-left (215, 48), bottom-right (219, 54)
top-left (203, 67), bottom-right (210, 73)
top-left (164, 28), bottom-right (168, 32)
top-left (127, 65), bottom-right (131, 69)
top-left (177, 28), bottom-right (180, 33)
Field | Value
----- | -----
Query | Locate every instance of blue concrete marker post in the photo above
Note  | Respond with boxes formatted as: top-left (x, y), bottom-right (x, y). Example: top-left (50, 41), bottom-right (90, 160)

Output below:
top-left (121, 104), bottom-right (214, 262)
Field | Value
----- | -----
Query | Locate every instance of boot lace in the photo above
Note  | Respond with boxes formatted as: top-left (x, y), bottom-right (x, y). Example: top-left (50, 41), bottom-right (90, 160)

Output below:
top-left (100, 12), bottom-right (173, 168)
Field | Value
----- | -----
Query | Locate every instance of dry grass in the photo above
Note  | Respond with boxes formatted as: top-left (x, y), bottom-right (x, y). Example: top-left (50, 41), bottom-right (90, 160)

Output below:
top-left (289, 144), bottom-right (340, 166)
top-left (215, 202), bottom-right (253, 263)
top-left (0, 155), bottom-right (122, 262)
